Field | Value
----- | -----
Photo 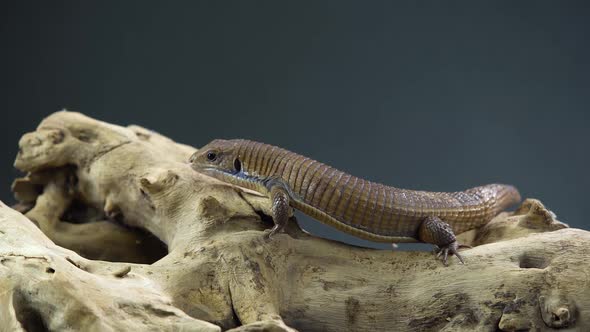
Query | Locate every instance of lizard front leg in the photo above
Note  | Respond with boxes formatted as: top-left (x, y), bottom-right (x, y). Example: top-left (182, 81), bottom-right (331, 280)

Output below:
top-left (265, 179), bottom-right (291, 239)
top-left (418, 216), bottom-right (469, 265)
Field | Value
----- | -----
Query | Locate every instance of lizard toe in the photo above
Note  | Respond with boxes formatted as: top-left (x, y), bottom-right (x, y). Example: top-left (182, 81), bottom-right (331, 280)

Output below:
top-left (264, 225), bottom-right (284, 240)
top-left (434, 241), bottom-right (466, 266)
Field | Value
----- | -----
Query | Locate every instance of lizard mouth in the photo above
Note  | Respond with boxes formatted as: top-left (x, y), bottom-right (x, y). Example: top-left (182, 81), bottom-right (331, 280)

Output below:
top-left (192, 165), bottom-right (240, 177)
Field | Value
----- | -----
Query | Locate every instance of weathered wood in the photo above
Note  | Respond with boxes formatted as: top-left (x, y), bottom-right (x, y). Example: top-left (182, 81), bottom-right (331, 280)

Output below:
top-left (1, 111), bottom-right (588, 331)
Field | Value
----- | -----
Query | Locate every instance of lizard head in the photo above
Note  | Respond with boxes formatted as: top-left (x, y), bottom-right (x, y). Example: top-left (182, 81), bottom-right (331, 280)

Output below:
top-left (189, 139), bottom-right (242, 177)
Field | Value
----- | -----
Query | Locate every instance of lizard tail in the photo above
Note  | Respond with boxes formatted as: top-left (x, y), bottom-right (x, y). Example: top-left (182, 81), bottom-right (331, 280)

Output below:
top-left (466, 183), bottom-right (521, 217)
top-left (488, 183), bottom-right (522, 214)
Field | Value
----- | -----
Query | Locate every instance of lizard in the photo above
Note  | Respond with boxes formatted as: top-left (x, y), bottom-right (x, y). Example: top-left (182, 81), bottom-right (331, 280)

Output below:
top-left (189, 139), bottom-right (521, 265)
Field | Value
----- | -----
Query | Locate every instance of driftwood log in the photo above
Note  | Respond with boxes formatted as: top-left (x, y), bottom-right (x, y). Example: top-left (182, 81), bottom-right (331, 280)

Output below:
top-left (1, 111), bottom-right (588, 331)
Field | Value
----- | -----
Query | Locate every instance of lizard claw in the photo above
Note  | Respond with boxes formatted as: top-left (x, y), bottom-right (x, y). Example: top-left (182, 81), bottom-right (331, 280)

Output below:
top-left (434, 241), bottom-right (466, 266)
top-left (264, 224), bottom-right (284, 240)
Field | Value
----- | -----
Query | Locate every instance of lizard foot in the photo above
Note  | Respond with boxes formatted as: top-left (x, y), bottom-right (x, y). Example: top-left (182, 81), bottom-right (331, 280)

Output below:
top-left (263, 224), bottom-right (285, 240)
top-left (419, 216), bottom-right (471, 266)
top-left (434, 241), bottom-right (471, 266)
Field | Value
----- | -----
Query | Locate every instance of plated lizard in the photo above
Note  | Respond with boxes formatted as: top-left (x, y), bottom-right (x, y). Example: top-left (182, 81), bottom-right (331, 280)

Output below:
top-left (189, 139), bottom-right (520, 265)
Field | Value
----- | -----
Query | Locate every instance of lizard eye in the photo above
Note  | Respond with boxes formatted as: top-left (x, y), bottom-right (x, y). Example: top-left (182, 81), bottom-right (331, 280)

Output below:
top-left (234, 158), bottom-right (242, 173)
top-left (206, 151), bottom-right (217, 161)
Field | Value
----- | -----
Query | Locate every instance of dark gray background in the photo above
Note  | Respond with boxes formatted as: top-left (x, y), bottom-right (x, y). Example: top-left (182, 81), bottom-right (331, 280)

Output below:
top-left (1, 2), bottom-right (588, 249)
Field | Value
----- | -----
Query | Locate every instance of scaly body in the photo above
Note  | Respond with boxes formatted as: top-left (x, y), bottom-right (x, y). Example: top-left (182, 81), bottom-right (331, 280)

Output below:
top-left (190, 139), bottom-right (521, 264)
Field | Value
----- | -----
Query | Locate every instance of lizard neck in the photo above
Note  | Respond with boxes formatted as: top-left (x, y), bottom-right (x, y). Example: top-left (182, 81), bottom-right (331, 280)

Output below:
top-left (202, 167), bottom-right (270, 195)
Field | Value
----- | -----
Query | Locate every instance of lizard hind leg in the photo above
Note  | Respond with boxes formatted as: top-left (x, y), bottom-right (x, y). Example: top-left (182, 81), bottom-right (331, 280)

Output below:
top-left (418, 216), bottom-right (467, 266)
